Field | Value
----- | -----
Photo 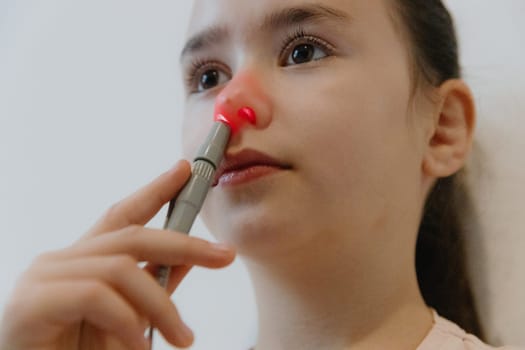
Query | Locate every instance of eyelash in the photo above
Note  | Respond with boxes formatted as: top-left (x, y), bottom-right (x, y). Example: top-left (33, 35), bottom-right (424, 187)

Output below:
top-left (184, 59), bottom-right (231, 93)
top-left (185, 29), bottom-right (335, 93)
top-left (279, 28), bottom-right (335, 66)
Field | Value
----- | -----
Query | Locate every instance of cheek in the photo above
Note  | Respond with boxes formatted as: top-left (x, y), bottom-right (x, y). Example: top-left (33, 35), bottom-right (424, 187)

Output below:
top-left (279, 62), bottom-right (415, 198)
top-left (312, 62), bottom-right (411, 155)
top-left (281, 71), bottom-right (397, 163)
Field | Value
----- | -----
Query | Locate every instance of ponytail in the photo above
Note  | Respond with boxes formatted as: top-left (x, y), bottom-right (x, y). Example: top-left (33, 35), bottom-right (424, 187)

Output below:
top-left (416, 170), bottom-right (485, 339)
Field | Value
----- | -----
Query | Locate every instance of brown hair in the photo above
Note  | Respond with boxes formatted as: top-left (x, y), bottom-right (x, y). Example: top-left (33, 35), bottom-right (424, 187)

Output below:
top-left (392, 0), bottom-right (485, 339)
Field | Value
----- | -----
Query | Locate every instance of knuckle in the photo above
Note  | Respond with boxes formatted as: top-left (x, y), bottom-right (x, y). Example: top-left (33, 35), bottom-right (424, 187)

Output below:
top-left (103, 202), bottom-right (122, 221)
top-left (81, 281), bottom-right (106, 304)
top-left (121, 224), bottom-right (142, 236)
top-left (101, 202), bottom-right (127, 227)
top-left (108, 255), bottom-right (137, 274)
top-left (33, 252), bottom-right (51, 263)
top-left (3, 296), bottom-right (33, 332)
top-left (33, 251), bottom-right (56, 263)
top-left (117, 225), bottom-right (144, 249)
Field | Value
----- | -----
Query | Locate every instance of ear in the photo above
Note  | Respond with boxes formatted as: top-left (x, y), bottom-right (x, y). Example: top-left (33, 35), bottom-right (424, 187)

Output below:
top-left (422, 79), bottom-right (476, 178)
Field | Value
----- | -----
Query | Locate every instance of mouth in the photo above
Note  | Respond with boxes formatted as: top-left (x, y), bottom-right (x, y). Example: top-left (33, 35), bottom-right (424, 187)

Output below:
top-left (213, 149), bottom-right (292, 187)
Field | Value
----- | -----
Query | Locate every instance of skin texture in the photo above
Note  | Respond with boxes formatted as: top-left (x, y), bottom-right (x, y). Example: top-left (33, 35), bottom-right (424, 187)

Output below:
top-left (181, 0), bottom-right (475, 349)
top-left (0, 1), bottom-right (475, 349)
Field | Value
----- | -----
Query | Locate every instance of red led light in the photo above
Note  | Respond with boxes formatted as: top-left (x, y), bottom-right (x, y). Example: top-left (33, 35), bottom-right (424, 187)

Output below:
top-left (214, 105), bottom-right (257, 134)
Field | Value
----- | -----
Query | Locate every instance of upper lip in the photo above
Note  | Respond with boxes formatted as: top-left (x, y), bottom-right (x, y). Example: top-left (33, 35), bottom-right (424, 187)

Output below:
top-left (214, 148), bottom-right (291, 183)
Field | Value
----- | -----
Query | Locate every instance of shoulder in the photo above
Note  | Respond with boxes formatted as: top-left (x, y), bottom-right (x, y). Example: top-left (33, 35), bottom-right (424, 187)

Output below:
top-left (417, 310), bottom-right (523, 350)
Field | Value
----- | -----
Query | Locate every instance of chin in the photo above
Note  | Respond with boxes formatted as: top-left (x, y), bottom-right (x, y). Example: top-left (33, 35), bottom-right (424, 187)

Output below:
top-left (201, 173), bottom-right (321, 256)
top-left (202, 202), bottom-right (305, 257)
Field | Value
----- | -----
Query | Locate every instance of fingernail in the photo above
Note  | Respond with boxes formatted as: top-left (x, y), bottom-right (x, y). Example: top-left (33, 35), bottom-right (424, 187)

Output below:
top-left (141, 337), bottom-right (150, 350)
top-left (168, 160), bottom-right (191, 176)
top-left (141, 327), bottom-right (152, 350)
top-left (212, 242), bottom-right (234, 253)
top-left (169, 160), bottom-right (184, 171)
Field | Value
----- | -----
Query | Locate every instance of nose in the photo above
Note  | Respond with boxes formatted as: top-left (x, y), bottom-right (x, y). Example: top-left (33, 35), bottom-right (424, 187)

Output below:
top-left (213, 71), bottom-right (272, 134)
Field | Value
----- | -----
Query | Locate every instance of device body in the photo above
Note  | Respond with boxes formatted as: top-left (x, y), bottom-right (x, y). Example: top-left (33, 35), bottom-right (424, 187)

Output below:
top-left (155, 121), bottom-right (231, 287)
top-left (147, 121), bottom-right (230, 348)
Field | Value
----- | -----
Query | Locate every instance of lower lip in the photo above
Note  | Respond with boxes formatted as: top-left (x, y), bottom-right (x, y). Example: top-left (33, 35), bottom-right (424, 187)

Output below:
top-left (217, 165), bottom-right (286, 187)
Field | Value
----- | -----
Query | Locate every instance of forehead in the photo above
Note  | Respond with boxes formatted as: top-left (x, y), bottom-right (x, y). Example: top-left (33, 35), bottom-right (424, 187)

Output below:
top-left (186, 0), bottom-right (388, 38)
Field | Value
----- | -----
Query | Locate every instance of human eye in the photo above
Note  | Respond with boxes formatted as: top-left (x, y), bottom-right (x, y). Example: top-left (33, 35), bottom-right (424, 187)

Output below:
top-left (279, 29), bottom-right (335, 66)
top-left (185, 59), bottom-right (231, 94)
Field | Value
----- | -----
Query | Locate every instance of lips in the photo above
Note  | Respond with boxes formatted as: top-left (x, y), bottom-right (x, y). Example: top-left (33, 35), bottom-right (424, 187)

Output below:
top-left (213, 149), bottom-right (291, 186)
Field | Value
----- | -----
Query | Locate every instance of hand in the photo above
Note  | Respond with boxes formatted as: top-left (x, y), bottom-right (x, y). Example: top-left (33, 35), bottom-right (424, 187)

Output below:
top-left (0, 160), bottom-right (236, 350)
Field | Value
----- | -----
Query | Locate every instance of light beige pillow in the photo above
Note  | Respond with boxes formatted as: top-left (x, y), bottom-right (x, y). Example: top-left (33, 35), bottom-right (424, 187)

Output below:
top-left (465, 82), bottom-right (525, 346)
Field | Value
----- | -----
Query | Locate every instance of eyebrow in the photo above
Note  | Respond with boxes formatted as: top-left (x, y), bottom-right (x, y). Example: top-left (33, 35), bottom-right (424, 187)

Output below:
top-left (262, 3), bottom-right (350, 31)
top-left (179, 25), bottom-right (228, 61)
top-left (179, 3), bottom-right (351, 61)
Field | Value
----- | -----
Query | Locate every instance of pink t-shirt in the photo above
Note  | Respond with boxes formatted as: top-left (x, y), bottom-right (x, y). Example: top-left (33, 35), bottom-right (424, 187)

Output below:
top-left (248, 310), bottom-right (522, 349)
top-left (418, 310), bottom-right (522, 350)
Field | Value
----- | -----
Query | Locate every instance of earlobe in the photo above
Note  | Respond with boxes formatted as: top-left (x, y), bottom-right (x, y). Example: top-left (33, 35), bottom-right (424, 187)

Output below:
top-left (422, 79), bottom-right (476, 178)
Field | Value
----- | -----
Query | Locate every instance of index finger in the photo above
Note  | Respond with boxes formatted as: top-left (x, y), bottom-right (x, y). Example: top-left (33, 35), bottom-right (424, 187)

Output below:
top-left (85, 160), bottom-right (191, 237)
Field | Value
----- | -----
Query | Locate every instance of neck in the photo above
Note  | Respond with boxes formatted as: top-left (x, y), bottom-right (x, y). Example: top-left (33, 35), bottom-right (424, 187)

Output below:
top-left (243, 230), bottom-right (433, 350)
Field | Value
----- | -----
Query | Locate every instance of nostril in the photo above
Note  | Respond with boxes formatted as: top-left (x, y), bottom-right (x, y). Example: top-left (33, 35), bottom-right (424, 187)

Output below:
top-left (214, 103), bottom-right (257, 134)
top-left (237, 107), bottom-right (257, 125)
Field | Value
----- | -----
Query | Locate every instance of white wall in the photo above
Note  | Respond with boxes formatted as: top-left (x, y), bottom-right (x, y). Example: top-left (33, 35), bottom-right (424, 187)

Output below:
top-left (444, 1), bottom-right (525, 346)
top-left (0, 1), bottom-right (523, 349)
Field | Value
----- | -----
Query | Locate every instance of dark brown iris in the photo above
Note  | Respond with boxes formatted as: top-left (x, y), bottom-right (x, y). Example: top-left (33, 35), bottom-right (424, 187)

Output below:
top-left (292, 44), bottom-right (315, 64)
top-left (200, 69), bottom-right (220, 90)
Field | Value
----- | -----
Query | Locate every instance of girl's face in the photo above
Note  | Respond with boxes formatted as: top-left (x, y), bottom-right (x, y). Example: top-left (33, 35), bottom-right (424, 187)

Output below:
top-left (181, 0), bottom-right (433, 256)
